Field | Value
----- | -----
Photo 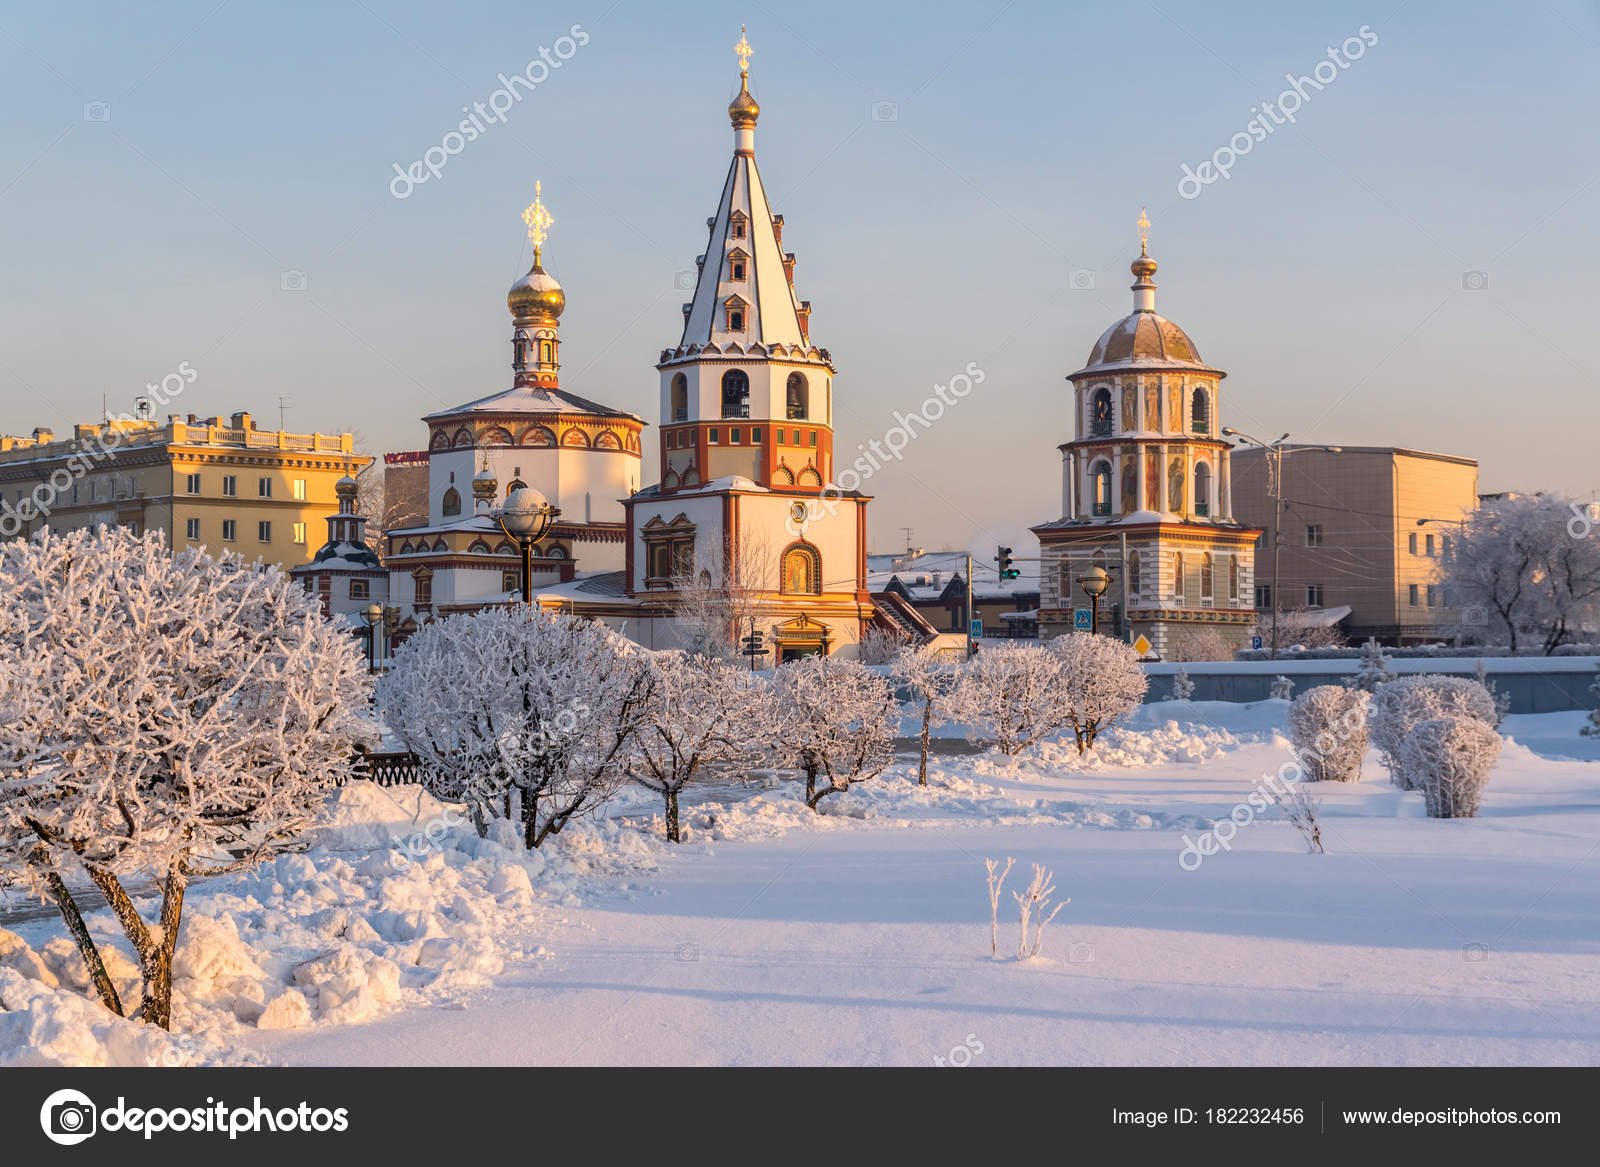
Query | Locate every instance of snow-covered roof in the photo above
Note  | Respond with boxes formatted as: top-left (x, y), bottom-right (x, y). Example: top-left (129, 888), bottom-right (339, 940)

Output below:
top-left (424, 384), bottom-right (640, 422)
top-left (865, 550), bottom-right (1041, 602)
top-left (1070, 311), bottom-right (1225, 380)
top-left (531, 570), bottom-right (637, 603)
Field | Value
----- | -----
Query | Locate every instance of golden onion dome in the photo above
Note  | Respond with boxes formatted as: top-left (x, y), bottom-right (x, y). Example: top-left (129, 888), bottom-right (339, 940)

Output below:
top-left (334, 473), bottom-right (359, 499)
top-left (729, 73), bottom-right (760, 129)
top-left (1131, 252), bottom-right (1157, 280)
top-left (507, 258), bottom-right (565, 320)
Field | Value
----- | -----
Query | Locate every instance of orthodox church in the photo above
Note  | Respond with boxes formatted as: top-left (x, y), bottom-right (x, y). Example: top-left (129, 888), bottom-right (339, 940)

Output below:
top-left (533, 30), bottom-right (875, 659)
top-left (1032, 214), bottom-right (1261, 659)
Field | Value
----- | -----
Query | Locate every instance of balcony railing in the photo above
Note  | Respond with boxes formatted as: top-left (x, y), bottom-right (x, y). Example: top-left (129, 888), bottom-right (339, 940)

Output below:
top-left (1195, 500), bottom-right (1209, 517)
top-left (786, 404), bottom-right (806, 420)
top-left (673, 407), bottom-right (688, 422)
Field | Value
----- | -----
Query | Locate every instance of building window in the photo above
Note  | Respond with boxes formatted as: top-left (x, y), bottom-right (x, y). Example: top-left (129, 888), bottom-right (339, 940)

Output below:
top-left (1228, 554), bottom-right (1240, 601)
top-left (222, 475), bottom-right (237, 497)
top-left (293, 521), bottom-right (307, 545)
top-left (671, 374), bottom-right (689, 422)
top-left (1194, 462), bottom-right (1211, 517)
top-left (730, 212), bottom-right (747, 238)
top-left (414, 572), bottom-right (432, 605)
top-left (185, 473), bottom-right (201, 494)
top-left (1306, 584), bottom-right (1324, 607)
top-left (1426, 584), bottom-right (1438, 607)
top-left (185, 518), bottom-right (200, 539)
top-left (222, 519), bottom-right (237, 541)
top-left (1425, 533), bottom-right (1435, 556)
top-left (721, 369), bottom-right (750, 418)
top-left (709, 428), bottom-right (720, 445)
top-left (1409, 583), bottom-right (1420, 607)
top-left (258, 521), bottom-right (272, 542)
top-left (1442, 534), bottom-right (1453, 558)
top-left (730, 258), bottom-right (746, 280)
top-left (808, 431), bottom-right (817, 447)
top-left (502, 570), bottom-right (519, 592)
top-left (293, 478), bottom-right (307, 501)
top-left (752, 427), bottom-right (762, 442)
top-left (1089, 388), bottom-right (1113, 436)
top-left (1172, 551), bottom-right (1185, 601)
top-left (786, 372), bottom-right (809, 420)
top-left (1305, 524), bottom-right (1323, 547)
top-left (1408, 532), bottom-right (1418, 555)
top-left (442, 487), bottom-right (461, 517)
top-left (258, 477), bottom-right (272, 498)
top-left (349, 579), bottom-right (369, 600)
top-left (781, 542), bottom-right (822, 595)
top-left (1256, 583), bottom-right (1272, 608)
top-left (731, 428), bottom-right (742, 444)
top-left (1200, 552), bottom-right (1214, 600)
top-left (1091, 461), bottom-right (1112, 517)
top-left (1191, 386), bottom-right (1210, 434)
top-left (729, 309), bottom-right (745, 332)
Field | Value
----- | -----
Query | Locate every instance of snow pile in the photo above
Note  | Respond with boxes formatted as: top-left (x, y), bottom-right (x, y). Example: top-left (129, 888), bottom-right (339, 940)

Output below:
top-left (0, 781), bottom-right (664, 1066)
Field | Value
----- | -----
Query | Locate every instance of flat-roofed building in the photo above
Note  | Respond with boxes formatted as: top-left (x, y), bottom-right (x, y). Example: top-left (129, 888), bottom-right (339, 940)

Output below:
top-left (1230, 445), bottom-right (1478, 644)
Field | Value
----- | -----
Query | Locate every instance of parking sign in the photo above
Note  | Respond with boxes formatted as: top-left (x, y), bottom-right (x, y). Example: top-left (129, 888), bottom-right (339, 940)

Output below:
top-left (1251, 635), bottom-right (1264, 651)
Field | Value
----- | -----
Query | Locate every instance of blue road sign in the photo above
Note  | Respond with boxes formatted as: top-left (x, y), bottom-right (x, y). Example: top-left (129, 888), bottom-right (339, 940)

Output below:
top-left (1251, 635), bottom-right (1264, 650)
top-left (1073, 608), bottom-right (1093, 631)
top-left (969, 618), bottom-right (983, 639)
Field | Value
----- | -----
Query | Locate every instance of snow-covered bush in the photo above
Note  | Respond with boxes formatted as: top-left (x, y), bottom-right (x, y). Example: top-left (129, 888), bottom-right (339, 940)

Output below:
top-left (0, 528), bottom-right (372, 1029)
top-left (628, 652), bottom-right (773, 841)
top-left (1012, 864), bottom-right (1067, 960)
top-left (951, 643), bottom-right (1072, 756)
top-left (1270, 675), bottom-right (1295, 701)
top-left (1172, 665), bottom-right (1195, 701)
top-left (1401, 716), bottom-right (1502, 818)
top-left (891, 644), bottom-right (958, 784)
top-left (771, 655), bottom-right (898, 810)
top-left (1288, 685), bottom-right (1369, 782)
top-left (1472, 659), bottom-right (1512, 728)
top-left (1345, 638), bottom-right (1395, 692)
top-left (1584, 665), bottom-right (1600, 738)
top-left (1272, 782), bottom-right (1325, 853)
top-left (1048, 634), bottom-right (1148, 754)
top-left (377, 606), bottom-right (653, 847)
top-left (1370, 675), bottom-right (1497, 790)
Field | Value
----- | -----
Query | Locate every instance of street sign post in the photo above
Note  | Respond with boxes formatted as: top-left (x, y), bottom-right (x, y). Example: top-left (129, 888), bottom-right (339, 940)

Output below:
top-left (969, 618), bottom-right (983, 640)
top-left (1133, 634), bottom-right (1153, 658)
top-left (1073, 608), bottom-right (1093, 632)
top-left (1251, 635), bottom-right (1264, 651)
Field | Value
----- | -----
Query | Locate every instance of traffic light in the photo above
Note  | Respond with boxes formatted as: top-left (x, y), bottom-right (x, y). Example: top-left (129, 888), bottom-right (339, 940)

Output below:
top-left (995, 545), bottom-right (1019, 580)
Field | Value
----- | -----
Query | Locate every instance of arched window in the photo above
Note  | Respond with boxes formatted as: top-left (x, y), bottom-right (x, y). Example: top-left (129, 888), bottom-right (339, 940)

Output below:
top-left (671, 374), bottom-right (688, 422)
top-left (1200, 552), bottom-right (1214, 599)
top-left (441, 487), bottom-right (461, 517)
top-left (1127, 549), bottom-right (1142, 598)
top-left (1172, 551), bottom-right (1185, 601)
top-left (1191, 386), bottom-right (1210, 434)
top-left (1091, 460), bottom-right (1112, 517)
top-left (1194, 461), bottom-right (1212, 517)
top-left (1090, 388), bottom-right (1113, 436)
top-left (786, 372), bottom-right (809, 420)
top-left (507, 478), bottom-right (526, 493)
top-left (781, 542), bottom-right (822, 594)
top-left (721, 369), bottom-right (750, 419)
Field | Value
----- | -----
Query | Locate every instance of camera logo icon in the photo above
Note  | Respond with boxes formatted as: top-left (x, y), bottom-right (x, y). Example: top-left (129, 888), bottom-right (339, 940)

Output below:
top-left (1462, 941), bottom-right (1490, 962)
top-left (674, 269), bottom-right (696, 291)
top-left (675, 942), bottom-right (701, 963)
top-left (40, 1088), bottom-right (97, 1146)
top-left (1069, 269), bottom-right (1096, 291)
top-left (1068, 941), bottom-right (1096, 963)
top-left (83, 102), bottom-right (112, 122)
top-left (1461, 270), bottom-right (1489, 291)
top-left (1461, 604), bottom-right (1488, 627)
top-left (280, 270), bottom-right (308, 292)
top-left (870, 100), bottom-right (899, 122)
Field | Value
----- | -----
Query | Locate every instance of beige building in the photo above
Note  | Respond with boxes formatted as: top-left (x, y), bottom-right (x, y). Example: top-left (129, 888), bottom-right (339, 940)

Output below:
top-left (0, 411), bottom-right (369, 571)
top-left (1230, 445), bottom-right (1478, 644)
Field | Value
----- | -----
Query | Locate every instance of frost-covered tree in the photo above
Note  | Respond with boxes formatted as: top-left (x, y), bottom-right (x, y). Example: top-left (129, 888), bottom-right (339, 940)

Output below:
top-left (1048, 634), bottom-right (1149, 754)
top-left (1402, 716), bottom-right (1502, 818)
top-left (1288, 685), bottom-right (1369, 782)
top-left (951, 643), bottom-right (1073, 756)
top-left (1345, 637), bottom-right (1395, 692)
top-left (1472, 659), bottom-right (1512, 728)
top-left (670, 529), bottom-right (778, 663)
top-left (0, 528), bottom-right (372, 1029)
top-left (1270, 675), bottom-right (1295, 701)
top-left (1371, 675), bottom-right (1497, 790)
top-left (1172, 665), bottom-right (1195, 701)
top-left (891, 644), bottom-right (958, 784)
top-left (377, 607), bottom-right (653, 847)
top-left (1584, 665), bottom-right (1600, 739)
top-left (771, 655), bottom-right (898, 810)
top-left (1442, 495), bottom-right (1600, 653)
top-left (628, 652), bottom-right (773, 841)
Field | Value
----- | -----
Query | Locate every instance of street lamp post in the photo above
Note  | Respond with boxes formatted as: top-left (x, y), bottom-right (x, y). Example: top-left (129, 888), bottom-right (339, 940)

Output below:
top-left (361, 602), bottom-right (384, 674)
top-left (493, 486), bottom-right (560, 605)
top-left (1222, 429), bottom-right (1341, 660)
top-left (1077, 565), bottom-right (1109, 634)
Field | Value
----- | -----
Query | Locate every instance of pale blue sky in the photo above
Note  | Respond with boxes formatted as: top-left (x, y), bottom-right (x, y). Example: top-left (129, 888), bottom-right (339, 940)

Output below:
top-left (2, 0), bottom-right (1596, 556)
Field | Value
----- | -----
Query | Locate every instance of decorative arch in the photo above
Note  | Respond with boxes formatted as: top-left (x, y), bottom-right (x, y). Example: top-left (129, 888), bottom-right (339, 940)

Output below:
top-left (483, 426), bottom-right (513, 446)
top-left (507, 478), bottom-right (526, 493)
top-left (451, 427), bottom-right (473, 449)
top-left (431, 538), bottom-right (448, 552)
top-left (442, 487), bottom-right (462, 517)
top-left (670, 373), bottom-right (689, 421)
top-left (721, 368), bottom-right (750, 419)
top-left (1090, 387), bottom-right (1113, 436)
top-left (429, 430), bottom-right (450, 451)
top-left (797, 465), bottom-right (822, 488)
top-left (786, 371), bottom-right (809, 420)
top-left (1090, 459), bottom-right (1113, 517)
top-left (494, 541), bottom-right (517, 556)
top-left (663, 467), bottom-right (680, 489)
top-left (780, 541), bottom-right (822, 595)
top-left (1194, 461), bottom-right (1213, 517)
top-left (560, 428), bottom-right (591, 448)
top-left (467, 538), bottom-right (492, 554)
top-left (399, 540), bottom-right (416, 555)
top-left (681, 466), bottom-right (700, 487)
top-left (520, 426), bottom-right (556, 447)
top-left (773, 463), bottom-right (795, 485)
top-left (595, 430), bottom-right (623, 450)
top-left (544, 545), bottom-right (568, 560)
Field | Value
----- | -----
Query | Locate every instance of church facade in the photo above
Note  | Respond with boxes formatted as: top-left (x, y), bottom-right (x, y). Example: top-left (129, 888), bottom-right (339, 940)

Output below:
top-left (1033, 218), bottom-right (1261, 660)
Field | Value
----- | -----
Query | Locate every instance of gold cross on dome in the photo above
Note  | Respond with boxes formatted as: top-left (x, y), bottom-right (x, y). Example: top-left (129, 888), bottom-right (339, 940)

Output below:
top-left (523, 181), bottom-right (553, 258)
top-left (1137, 206), bottom-right (1151, 255)
top-left (735, 26), bottom-right (753, 74)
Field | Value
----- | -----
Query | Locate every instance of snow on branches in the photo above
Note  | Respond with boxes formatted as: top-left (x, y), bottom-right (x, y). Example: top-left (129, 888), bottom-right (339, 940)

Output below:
top-left (771, 655), bottom-right (898, 810)
top-left (1345, 638), bottom-right (1394, 692)
top-left (376, 606), bottom-right (653, 848)
top-left (891, 643), bottom-right (958, 785)
top-left (0, 527), bottom-right (373, 1028)
top-left (1288, 685), bottom-right (1369, 782)
top-left (629, 652), bottom-right (774, 841)
top-left (1371, 675), bottom-right (1497, 790)
top-left (1401, 716), bottom-right (1502, 818)
top-left (1048, 634), bottom-right (1148, 754)
top-left (952, 636), bottom-right (1147, 756)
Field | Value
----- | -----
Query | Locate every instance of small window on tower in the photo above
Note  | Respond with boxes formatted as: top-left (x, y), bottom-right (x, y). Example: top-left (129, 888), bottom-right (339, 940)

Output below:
top-left (731, 259), bottom-right (746, 280)
top-left (729, 310), bottom-right (745, 332)
top-left (349, 579), bottom-right (369, 600)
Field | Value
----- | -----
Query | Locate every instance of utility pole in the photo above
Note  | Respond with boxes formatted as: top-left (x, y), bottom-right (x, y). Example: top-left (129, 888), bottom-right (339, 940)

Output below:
top-left (965, 551), bottom-right (974, 658)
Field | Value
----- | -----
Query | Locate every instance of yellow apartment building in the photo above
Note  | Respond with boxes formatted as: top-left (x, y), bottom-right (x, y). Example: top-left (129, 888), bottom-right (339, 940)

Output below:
top-left (0, 411), bottom-right (371, 572)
